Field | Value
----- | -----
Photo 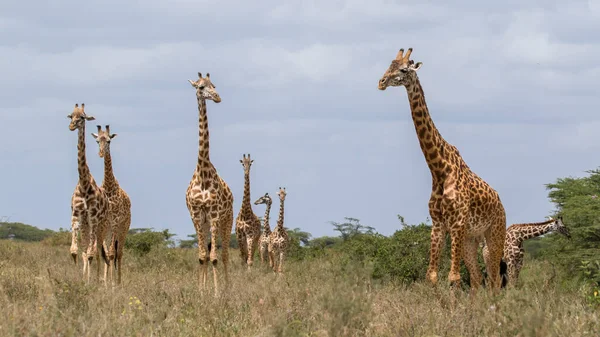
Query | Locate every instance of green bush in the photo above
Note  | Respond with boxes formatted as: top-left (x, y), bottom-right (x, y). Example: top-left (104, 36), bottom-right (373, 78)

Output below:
top-left (0, 222), bottom-right (54, 242)
top-left (125, 229), bottom-right (174, 256)
top-left (42, 228), bottom-right (72, 246)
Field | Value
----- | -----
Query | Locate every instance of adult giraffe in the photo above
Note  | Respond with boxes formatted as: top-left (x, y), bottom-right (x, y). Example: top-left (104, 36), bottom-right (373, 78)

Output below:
top-left (378, 48), bottom-right (506, 291)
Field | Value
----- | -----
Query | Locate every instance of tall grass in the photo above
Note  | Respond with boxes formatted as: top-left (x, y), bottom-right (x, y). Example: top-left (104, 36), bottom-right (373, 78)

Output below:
top-left (0, 241), bottom-right (598, 336)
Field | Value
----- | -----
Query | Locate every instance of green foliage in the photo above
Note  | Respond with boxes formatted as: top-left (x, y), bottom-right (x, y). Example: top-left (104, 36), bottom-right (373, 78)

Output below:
top-left (330, 217), bottom-right (375, 241)
top-left (125, 228), bottom-right (175, 256)
top-left (528, 168), bottom-right (600, 281)
top-left (0, 222), bottom-right (54, 242)
top-left (42, 228), bottom-right (72, 246)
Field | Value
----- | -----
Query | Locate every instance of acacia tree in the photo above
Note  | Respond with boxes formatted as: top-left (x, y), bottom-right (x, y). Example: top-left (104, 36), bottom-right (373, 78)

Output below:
top-left (526, 168), bottom-right (600, 282)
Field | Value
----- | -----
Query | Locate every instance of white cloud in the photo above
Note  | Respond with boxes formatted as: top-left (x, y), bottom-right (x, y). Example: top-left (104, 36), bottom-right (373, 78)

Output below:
top-left (1, 0), bottom-right (600, 238)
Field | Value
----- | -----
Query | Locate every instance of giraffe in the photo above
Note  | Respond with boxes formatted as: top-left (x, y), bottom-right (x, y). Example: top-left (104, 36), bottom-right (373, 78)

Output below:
top-left (254, 192), bottom-right (273, 267)
top-left (483, 217), bottom-right (571, 287)
top-left (269, 187), bottom-right (289, 274)
top-left (378, 48), bottom-right (506, 291)
top-left (67, 103), bottom-right (110, 284)
top-left (91, 125), bottom-right (132, 285)
top-left (186, 72), bottom-right (233, 295)
top-left (235, 154), bottom-right (262, 268)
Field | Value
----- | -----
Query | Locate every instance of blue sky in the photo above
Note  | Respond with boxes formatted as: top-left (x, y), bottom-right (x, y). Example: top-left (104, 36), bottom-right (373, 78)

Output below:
top-left (1, 1), bottom-right (599, 241)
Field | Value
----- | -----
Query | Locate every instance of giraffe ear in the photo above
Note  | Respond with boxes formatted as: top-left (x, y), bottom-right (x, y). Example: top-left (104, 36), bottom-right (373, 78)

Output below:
top-left (110, 134), bottom-right (117, 139)
top-left (91, 133), bottom-right (98, 139)
top-left (251, 160), bottom-right (254, 164)
top-left (67, 114), bottom-right (72, 119)
top-left (410, 62), bottom-right (422, 71)
top-left (85, 116), bottom-right (96, 121)
top-left (239, 160), bottom-right (243, 163)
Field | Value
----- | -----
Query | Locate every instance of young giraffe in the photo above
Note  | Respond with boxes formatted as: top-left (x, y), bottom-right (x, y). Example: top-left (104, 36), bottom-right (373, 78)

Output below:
top-left (235, 154), bottom-right (262, 268)
top-left (269, 187), bottom-right (289, 274)
top-left (67, 103), bottom-right (110, 284)
top-left (483, 217), bottom-right (571, 287)
top-left (378, 48), bottom-right (506, 291)
top-left (186, 72), bottom-right (233, 295)
top-left (92, 125), bottom-right (132, 286)
top-left (254, 192), bottom-right (273, 267)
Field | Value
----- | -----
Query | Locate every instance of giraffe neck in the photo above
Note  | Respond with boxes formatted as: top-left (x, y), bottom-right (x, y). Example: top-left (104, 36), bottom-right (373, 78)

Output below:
top-left (241, 170), bottom-right (252, 210)
top-left (263, 201), bottom-right (272, 234)
top-left (405, 78), bottom-right (448, 174)
top-left (102, 147), bottom-right (119, 193)
top-left (510, 220), bottom-right (555, 242)
top-left (76, 123), bottom-right (91, 190)
top-left (276, 198), bottom-right (285, 230)
top-left (196, 96), bottom-right (210, 172)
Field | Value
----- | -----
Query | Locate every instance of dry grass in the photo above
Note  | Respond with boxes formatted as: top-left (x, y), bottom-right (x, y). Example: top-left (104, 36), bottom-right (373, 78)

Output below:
top-left (0, 241), bottom-right (598, 337)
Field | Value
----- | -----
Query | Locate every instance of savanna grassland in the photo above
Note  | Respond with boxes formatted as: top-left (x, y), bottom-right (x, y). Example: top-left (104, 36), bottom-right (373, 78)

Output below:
top-left (1, 240), bottom-right (598, 337)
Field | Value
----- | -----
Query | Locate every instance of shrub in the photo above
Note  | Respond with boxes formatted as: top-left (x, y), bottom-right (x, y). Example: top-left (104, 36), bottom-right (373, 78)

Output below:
top-left (42, 228), bottom-right (72, 246)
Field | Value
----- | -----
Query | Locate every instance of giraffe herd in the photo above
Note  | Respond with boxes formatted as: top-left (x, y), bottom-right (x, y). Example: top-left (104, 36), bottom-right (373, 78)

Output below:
top-left (65, 48), bottom-right (570, 293)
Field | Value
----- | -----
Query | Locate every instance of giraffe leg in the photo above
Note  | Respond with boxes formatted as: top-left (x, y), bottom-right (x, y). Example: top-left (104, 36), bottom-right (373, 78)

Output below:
top-left (278, 250), bottom-right (285, 274)
top-left (484, 223), bottom-right (505, 291)
top-left (509, 250), bottom-right (524, 287)
top-left (78, 218), bottom-right (91, 282)
top-left (70, 215), bottom-right (79, 264)
top-left (268, 243), bottom-right (276, 272)
top-left (462, 236), bottom-right (483, 291)
top-left (236, 226), bottom-right (248, 266)
top-left (219, 212), bottom-right (232, 290)
top-left (117, 240), bottom-right (123, 285)
top-left (259, 241), bottom-right (266, 265)
top-left (192, 212), bottom-right (209, 292)
top-left (209, 219), bottom-right (220, 296)
top-left (246, 235), bottom-right (256, 268)
top-left (447, 227), bottom-right (466, 286)
top-left (426, 224), bottom-right (445, 285)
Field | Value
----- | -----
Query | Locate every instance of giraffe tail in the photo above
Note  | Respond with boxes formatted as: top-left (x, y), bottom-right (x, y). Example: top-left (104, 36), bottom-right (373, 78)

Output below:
top-left (114, 240), bottom-right (119, 271)
top-left (499, 258), bottom-right (508, 288)
top-left (101, 243), bottom-right (110, 266)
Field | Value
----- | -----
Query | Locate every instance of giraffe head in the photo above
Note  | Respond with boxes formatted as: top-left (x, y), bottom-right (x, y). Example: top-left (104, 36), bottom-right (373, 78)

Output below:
top-left (551, 216), bottom-right (571, 239)
top-left (188, 72), bottom-right (221, 103)
top-left (67, 103), bottom-right (95, 131)
top-left (278, 187), bottom-right (287, 201)
top-left (91, 125), bottom-right (117, 158)
top-left (239, 153), bottom-right (254, 175)
top-left (378, 47), bottom-right (422, 90)
top-left (254, 192), bottom-right (272, 206)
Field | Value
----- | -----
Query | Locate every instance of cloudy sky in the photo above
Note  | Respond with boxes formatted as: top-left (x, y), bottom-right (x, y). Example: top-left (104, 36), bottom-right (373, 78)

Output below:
top-left (1, 1), bottom-right (599, 241)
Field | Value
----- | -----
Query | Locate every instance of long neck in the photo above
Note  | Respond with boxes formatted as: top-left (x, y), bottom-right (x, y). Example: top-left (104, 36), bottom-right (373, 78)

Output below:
top-left (102, 147), bottom-right (119, 192)
top-left (405, 78), bottom-right (446, 171)
top-left (510, 220), bottom-right (555, 241)
top-left (241, 170), bottom-right (251, 208)
top-left (196, 96), bottom-right (210, 172)
top-left (276, 198), bottom-right (285, 230)
top-left (76, 124), bottom-right (91, 189)
top-left (263, 202), bottom-right (272, 234)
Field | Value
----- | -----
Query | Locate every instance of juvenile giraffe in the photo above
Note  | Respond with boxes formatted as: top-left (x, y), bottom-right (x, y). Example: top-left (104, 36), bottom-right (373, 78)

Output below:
top-left (378, 48), bottom-right (506, 290)
top-left (483, 217), bottom-right (571, 287)
top-left (92, 125), bottom-right (132, 285)
top-left (67, 103), bottom-right (110, 284)
top-left (235, 154), bottom-right (261, 268)
top-left (186, 72), bottom-right (233, 295)
top-left (254, 193), bottom-right (273, 267)
top-left (269, 187), bottom-right (289, 274)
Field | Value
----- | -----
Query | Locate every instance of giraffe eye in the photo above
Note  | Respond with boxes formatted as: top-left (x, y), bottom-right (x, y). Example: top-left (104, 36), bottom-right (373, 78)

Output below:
top-left (400, 68), bottom-right (408, 73)
top-left (199, 86), bottom-right (205, 90)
